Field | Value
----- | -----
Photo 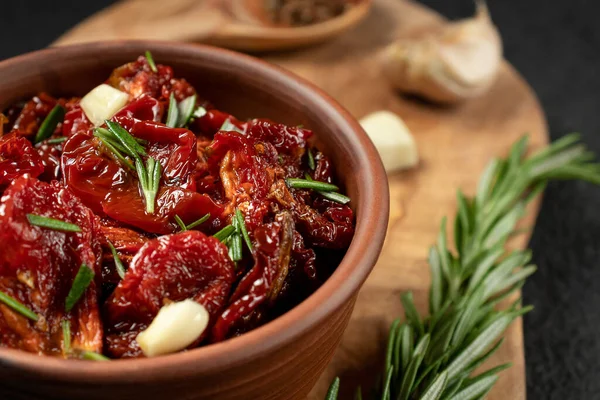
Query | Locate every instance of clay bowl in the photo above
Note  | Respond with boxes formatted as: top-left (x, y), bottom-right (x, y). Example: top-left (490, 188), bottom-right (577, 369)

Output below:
top-left (0, 41), bottom-right (388, 400)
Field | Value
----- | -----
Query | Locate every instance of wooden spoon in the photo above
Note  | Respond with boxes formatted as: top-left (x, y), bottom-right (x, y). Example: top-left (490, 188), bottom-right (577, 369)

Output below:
top-left (54, 0), bottom-right (373, 52)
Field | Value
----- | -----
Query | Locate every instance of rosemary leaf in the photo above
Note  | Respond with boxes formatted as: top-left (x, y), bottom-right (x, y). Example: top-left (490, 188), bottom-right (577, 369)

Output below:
top-left (214, 225), bottom-right (236, 242)
top-left (286, 178), bottom-right (338, 192)
top-left (62, 320), bottom-right (71, 354)
top-left (186, 213), bottom-right (211, 230)
top-left (307, 147), bottom-right (316, 170)
top-left (47, 136), bottom-right (68, 144)
top-left (65, 264), bottom-right (95, 313)
top-left (166, 92), bottom-right (179, 128)
top-left (325, 377), bottom-right (340, 400)
top-left (82, 351), bottom-right (110, 361)
top-left (177, 94), bottom-right (197, 128)
top-left (174, 215), bottom-right (188, 231)
top-left (235, 209), bottom-right (253, 251)
top-left (35, 104), bottom-right (65, 144)
top-left (0, 290), bottom-right (38, 321)
top-left (419, 370), bottom-right (448, 400)
top-left (107, 240), bottom-right (126, 279)
top-left (145, 50), bottom-right (158, 73)
top-left (26, 214), bottom-right (81, 233)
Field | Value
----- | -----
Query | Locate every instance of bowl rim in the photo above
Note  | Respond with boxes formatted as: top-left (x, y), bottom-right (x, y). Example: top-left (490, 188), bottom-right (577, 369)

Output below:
top-left (0, 40), bottom-right (389, 383)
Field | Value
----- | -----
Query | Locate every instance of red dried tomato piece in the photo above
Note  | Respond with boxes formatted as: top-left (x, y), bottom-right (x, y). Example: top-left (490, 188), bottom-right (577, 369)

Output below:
top-left (107, 56), bottom-right (195, 102)
top-left (98, 224), bottom-right (150, 286)
top-left (35, 140), bottom-right (64, 182)
top-left (212, 212), bottom-right (294, 341)
top-left (0, 176), bottom-right (102, 356)
top-left (113, 95), bottom-right (162, 123)
top-left (247, 119), bottom-right (312, 157)
top-left (62, 106), bottom-right (93, 137)
top-left (191, 109), bottom-right (245, 137)
top-left (11, 93), bottom-right (58, 138)
top-left (0, 132), bottom-right (44, 191)
top-left (104, 231), bottom-right (235, 358)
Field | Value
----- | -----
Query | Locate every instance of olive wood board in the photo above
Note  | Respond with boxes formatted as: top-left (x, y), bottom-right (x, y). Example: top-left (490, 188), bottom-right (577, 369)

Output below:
top-left (56, 0), bottom-right (549, 398)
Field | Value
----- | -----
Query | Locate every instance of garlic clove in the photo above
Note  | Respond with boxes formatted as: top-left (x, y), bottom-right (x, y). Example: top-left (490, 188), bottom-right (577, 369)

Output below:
top-left (382, 1), bottom-right (502, 104)
top-left (136, 299), bottom-right (209, 357)
top-left (359, 111), bottom-right (418, 173)
top-left (80, 84), bottom-right (129, 126)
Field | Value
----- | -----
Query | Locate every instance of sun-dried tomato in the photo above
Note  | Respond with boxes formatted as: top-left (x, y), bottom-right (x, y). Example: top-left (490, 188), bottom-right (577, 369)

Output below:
top-left (0, 132), bottom-right (44, 192)
top-left (0, 176), bottom-right (102, 356)
top-left (104, 231), bottom-right (235, 357)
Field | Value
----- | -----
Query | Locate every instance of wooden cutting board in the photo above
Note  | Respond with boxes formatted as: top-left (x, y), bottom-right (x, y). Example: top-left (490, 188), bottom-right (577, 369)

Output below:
top-left (57, 0), bottom-right (548, 398)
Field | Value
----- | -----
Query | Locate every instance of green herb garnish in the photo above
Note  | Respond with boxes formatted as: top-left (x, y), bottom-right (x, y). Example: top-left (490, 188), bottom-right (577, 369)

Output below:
top-left (82, 351), bottom-right (110, 361)
top-left (325, 133), bottom-right (600, 400)
top-left (166, 92), bottom-right (179, 128)
top-left (307, 148), bottom-right (315, 170)
top-left (228, 229), bottom-right (243, 262)
top-left (65, 264), bottom-right (95, 313)
top-left (0, 290), bottom-right (39, 321)
top-left (94, 128), bottom-right (136, 172)
top-left (62, 320), bottom-right (71, 354)
top-left (219, 119), bottom-right (244, 134)
top-left (26, 214), bottom-right (81, 232)
top-left (35, 104), bottom-right (65, 144)
top-left (193, 106), bottom-right (207, 119)
top-left (304, 173), bottom-right (350, 205)
top-left (213, 225), bottom-right (236, 242)
top-left (174, 215), bottom-right (188, 231)
top-left (107, 240), bottom-right (126, 280)
top-left (145, 50), bottom-right (158, 73)
top-left (177, 94), bottom-right (197, 128)
top-left (47, 136), bottom-right (68, 144)
top-left (186, 213), bottom-right (211, 230)
top-left (103, 121), bottom-right (160, 213)
top-left (235, 209), bottom-right (253, 252)
top-left (286, 178), bottom-right (338, 192)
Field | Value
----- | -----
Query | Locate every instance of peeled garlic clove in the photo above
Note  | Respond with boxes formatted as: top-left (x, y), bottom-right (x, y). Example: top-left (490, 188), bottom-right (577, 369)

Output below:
top-left (136, 299), bottom-right (209, 357)
top-left (360, 111), bottom-right (418, 173)
top-left (383, 1), bottom-right (502, 104)
top-left (80, 84), bottom-right (129, 126)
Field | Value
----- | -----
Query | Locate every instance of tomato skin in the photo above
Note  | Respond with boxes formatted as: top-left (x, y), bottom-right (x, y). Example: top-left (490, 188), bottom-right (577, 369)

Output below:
top-left (0, 132), bottom-right (44, 192)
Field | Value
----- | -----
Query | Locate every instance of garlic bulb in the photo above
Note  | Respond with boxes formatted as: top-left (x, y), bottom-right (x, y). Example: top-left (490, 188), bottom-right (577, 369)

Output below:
top-left (382, 1), bottom-right (502, 104)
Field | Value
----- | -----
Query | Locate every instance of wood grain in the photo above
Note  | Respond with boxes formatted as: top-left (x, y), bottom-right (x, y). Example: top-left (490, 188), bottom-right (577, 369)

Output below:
top-left (56, 0), bottom-right (548, 398)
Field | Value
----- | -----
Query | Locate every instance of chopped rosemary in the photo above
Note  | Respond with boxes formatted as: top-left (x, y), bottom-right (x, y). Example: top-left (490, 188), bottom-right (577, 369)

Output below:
top-left (107, 240), bottom-right (126, 280)
top-left (82, 351), bottom-right (110, 361)
top-left (145, 50), bottom-right (158, 73)
top-left (177, 94), bottom-right (197, 128)
top-left (65, 264), bottom-right (95, 313)
top-left (307, 148), bottom-right (316, 170)
top-left (0, 290), bottom-right (38, 321)
top-left (166, 92), bottom-right (179, 128)
top-left (174, 215), bottom-right (188, 231)
top-left (235, 209), bottom-right (253, 251)
top-left (26, 214), bottom-right (81, 233)
top-left (186, 213), bottom-right (211, 230)
top-left (213, 225), bottom-right (236, 242)
top-left (286, 178), bottom-right (338, 192)
top-left (62, 320), bottom-right (71, 354)
top-left (35, 104), bottom-right (65, 144)
top-left (47, 136), bottom-right (68, 144)
top-left (326, 133), bottom-right (600, 400)
top-left (105, 120), bottom-right (147, 157)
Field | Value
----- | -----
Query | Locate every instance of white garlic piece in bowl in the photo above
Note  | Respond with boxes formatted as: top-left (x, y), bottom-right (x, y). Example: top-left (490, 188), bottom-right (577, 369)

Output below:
top-left (382, 1), bottom-right (502, 104)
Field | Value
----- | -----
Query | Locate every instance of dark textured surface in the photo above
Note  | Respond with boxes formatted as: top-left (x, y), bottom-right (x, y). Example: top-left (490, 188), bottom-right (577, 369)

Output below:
top-left (1, 1), bottom-right (599, 399)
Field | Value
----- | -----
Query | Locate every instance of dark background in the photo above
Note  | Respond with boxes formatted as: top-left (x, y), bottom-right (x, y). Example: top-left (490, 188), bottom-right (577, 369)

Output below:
top-left (1, 1), bottom-right (599, 398)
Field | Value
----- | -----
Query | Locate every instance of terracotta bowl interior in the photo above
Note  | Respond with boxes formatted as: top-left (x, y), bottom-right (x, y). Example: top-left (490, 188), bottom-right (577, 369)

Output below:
top-left (0, 41), bottom-right (388, 383)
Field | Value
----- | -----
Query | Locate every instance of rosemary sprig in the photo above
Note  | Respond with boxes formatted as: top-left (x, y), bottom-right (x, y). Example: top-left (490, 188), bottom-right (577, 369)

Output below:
top-left (65, 264), bottom-right (95, 313)
top-left (307, 147), bottom-right (316, 170)
top-left (177, 94), bottom-right (197, 128)
top-left (26, 214), bottom-right (81, 232)
top-left (47, 136), bottom-right (68, 144)
top-left (326, 133), bottom-right (600, 400)
top-left (0, 290), bottom-right (39, 321)
top-left (174, 213), bottom-right (211, 232)
top-left (235, 209), bottom-right (253, 252)
top-left (286, 178), bottom-right (338, 192)
top-left (213, 225), bottom-right (236, 242)
top-left (35, 104), bottom-right (65, 144)
top-left (103, 120), bottom-right (160, 213)
top-left (304, 173), bottom-right (351, 205)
